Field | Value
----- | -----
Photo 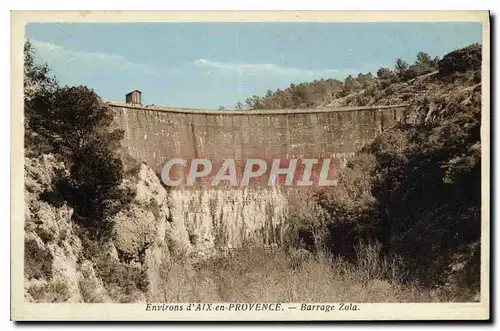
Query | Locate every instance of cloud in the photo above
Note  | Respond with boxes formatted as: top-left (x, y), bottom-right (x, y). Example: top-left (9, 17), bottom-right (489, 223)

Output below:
top-left (31, 40), bottom-right (159, 73)
top-left (193, 58), bottom-right (356, 77)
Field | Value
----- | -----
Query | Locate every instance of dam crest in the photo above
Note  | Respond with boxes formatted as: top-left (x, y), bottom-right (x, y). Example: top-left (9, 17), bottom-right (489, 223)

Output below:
top-left (108, 92), bottom-right (407, 175)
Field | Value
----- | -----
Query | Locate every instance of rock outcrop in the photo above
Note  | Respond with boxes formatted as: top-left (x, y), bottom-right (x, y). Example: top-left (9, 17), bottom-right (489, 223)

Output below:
top-left (24, 155), bottom-right (110, 302)
top-left (169, 187), bottom-right (288, 258)
top-left (24, 155), bottom-right (289, 302)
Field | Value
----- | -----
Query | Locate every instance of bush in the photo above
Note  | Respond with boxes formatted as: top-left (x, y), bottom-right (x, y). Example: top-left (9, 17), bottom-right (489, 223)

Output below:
top-left (56, 142), bottom-right (134, 239)
top-left (193, 245), bottom-right (437, 302)
top-left (364, 92), bottom-right (481, 286)
top-left (77, 232), bottom-right (149, 302)
top-left (309, 154), bottom-right (378, 260)
top-left (314, 67), bottom-right (481, 289)
top-left (282, 189), bottom-right (327, 251)
top-left (438, 43), bottom-right (482, 77)
top-left (96, 258), bottom-right (149, 303)
top-left (24, 238), bottom-right (53, 280)
top-left (377, 67), bottom-right (394, 79)
top-left (400, 65), bottom-right (434, 81)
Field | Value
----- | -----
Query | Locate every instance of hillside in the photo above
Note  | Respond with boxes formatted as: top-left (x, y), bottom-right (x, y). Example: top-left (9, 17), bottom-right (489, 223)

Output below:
top-left (239, 43), bottom-right (483, 300)
top-left (242, 44), bottom-right (481, 111)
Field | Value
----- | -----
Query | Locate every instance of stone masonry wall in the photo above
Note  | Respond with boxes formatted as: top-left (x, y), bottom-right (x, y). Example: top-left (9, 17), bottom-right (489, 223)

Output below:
top-left (109, 103), bottom-right (406, 178)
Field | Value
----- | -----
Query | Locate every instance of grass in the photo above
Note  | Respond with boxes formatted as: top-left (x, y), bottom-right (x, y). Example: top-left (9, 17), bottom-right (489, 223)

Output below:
top-left (28, 239), bottom-right (478, 303)
top-left (158, 243), bottom-right (442, 303)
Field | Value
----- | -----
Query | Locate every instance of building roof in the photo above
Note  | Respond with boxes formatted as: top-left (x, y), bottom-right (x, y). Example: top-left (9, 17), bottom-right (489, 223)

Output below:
top-left (126, 90), bottom-right (142, 95)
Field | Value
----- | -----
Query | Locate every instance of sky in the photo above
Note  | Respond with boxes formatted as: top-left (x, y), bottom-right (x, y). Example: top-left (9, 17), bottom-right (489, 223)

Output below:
top-left (26, 23), bottom-right (482, 109)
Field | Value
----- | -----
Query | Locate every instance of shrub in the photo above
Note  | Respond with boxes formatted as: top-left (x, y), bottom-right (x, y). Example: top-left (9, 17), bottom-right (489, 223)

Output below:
top-left (438, 43), bottom-right (482, 77)
top-left (56, 142), bottom-right (134, 239)
top-left (24, 238), bottom-right (53, 280)
top-left (394, 58), bottom-right (409, 75)
top-left (364, 92), bottom-right (481, 286)
top-left (377, 67), bottom-right (394, 79)
top-left (312, 154), bottom-right (378, 260)
top-left (282, 189), bottom-right (328, 251)
top-left (27, 279), bottom-right (71, 303)
top-left (78, 233), bottom-right (149, 302)
top-left (96, 258), bottom-right (149, 302)
top-left (193, 245), bottom-right (435, 302)
top-left (400, 65), bottom-right (432, 81)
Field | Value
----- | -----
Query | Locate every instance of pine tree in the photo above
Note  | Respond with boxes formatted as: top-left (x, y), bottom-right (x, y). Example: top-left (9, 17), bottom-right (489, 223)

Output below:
top-left (395, 58), bottom-right (409, 75)
top-left (415, 52), bottom-right (432, 68)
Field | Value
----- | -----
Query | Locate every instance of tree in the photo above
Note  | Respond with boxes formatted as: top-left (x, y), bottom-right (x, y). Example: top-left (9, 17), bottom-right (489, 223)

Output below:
top-left (415, 52), bottom-right (432, 68)
top-left (365, 88), bottom-right (481, 285)
top-left (26, 86), bottom-right (123, 161)
top-left (24, 39), bottom-right (59, 154)
top-left (24, 39), bottom-right (57, 101)
top-left (24, 40), bottom-right (131, 240)
top-left (394, 58), bottom-right (409, 75)
top-left (60, 140), bottom-right (133, 239)
top-left (376, 67), bottom-right (393, 79)
top-left (235, 101), bottom-right (245, 110)
top-left (343, 75), bottom-right (362, 94)
top-left (438, 43), bottom-right (481, 76)
top-left (356, 72), bottom-right (374, 88)
top-left (431, 56), bottom-right (440, 68)
top-left (245, 95), bottom-right (265, 110)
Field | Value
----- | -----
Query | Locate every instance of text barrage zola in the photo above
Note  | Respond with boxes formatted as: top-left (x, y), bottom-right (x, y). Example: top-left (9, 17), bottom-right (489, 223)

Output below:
top-left (300, 303), bottom-right (360, 312)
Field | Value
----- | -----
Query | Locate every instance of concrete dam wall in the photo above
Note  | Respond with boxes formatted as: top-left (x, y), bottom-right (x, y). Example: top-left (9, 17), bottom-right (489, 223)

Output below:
top-left (108, 102), bottom-right (406, 177)
top-left (108, 97), bottom-right (406, 250)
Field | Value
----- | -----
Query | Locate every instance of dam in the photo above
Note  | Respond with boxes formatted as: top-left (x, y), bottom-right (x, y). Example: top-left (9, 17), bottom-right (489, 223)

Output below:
top-left (108, 91), bottom-right (407, 177)
top-left (106, 91), bottom-right (408, 251)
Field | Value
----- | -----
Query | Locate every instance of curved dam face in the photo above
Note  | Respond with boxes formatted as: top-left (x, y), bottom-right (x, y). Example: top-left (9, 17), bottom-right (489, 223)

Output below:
top-left (109, 101), bottom-right (406, 250)
top-left (109, 102), bottom-right (406, 176)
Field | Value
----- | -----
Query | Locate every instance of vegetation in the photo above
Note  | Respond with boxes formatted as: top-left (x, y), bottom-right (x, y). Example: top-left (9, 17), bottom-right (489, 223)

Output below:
top-left (243, 78), bottom-right (344, 110)
top-left (239, 49), bottom-right (447, 110)
top-left (78, 237), bottom-right (150, 303)
top-left (23, 40), bottom-right (58, 102)
top-left (155, 244), bottom-right (463, 302)
top-left (279, 43), bottom-right (482, 299)
top-left (438, 43), bottom-right (482, 77)
top-left (24, 39), bottom-right (132, 240)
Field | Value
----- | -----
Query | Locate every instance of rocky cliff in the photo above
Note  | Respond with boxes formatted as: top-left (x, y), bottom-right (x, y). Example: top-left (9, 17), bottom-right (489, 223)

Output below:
top-left (24, 154), bottom-right (289, 302)
top-left (24, 155), bottom-right (110, 302)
